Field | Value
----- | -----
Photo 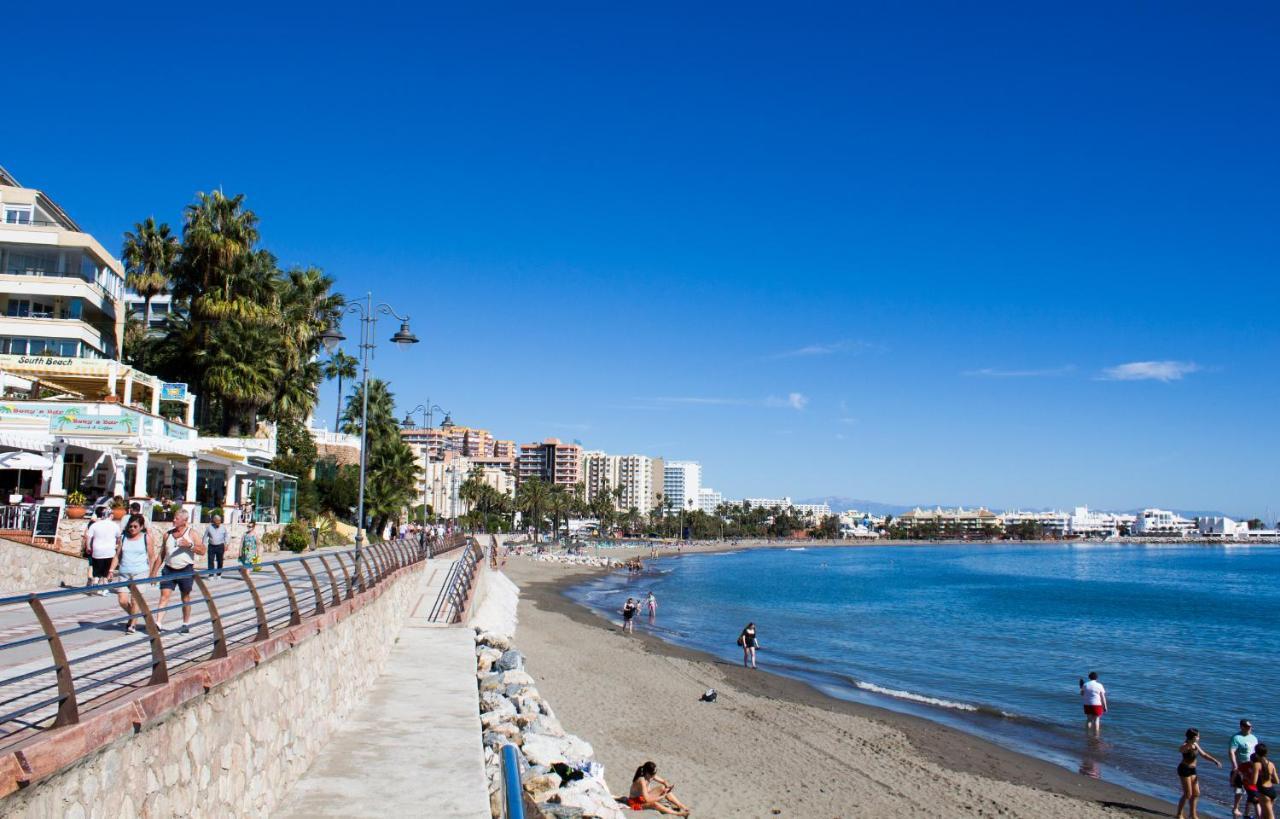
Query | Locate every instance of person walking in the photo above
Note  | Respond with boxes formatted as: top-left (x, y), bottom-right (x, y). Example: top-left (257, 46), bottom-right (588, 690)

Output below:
top-left (1176, 728), bottom-right (1222, 819)
top-left (622, 598), bottom-right (638, 633)
top-left (239, 520), bottom-right (259, 570)
top-left (1232, 720), bottom-right (1261, 818)
top-left (82, 507), bottom-right (120, 595)
top-left (738, 622), bottom-right (760, 668)
top-left (1251, 744), bottom-right (1277, 819)
top-left (646, 591), bottom-right (657, 621)
top-left (204, 514), bottom-right (229, 577)
top-left (110, 514), bottom-right (157, 633)
top-left (153, 509), bottom-right (206, 633)
top-left (1080, 671), bottom-right (1109, 734)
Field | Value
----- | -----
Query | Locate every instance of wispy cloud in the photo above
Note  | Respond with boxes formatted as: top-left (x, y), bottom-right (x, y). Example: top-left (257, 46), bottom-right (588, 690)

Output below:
top-left (1099, 360), bottom-right (1200, 382)
top-left (838, 417), bottom-right (857, 425)
top-left (646, 392), bottom-right (809, 411)
top-left (963, 365), bottom-right (1076, 378)
top-left (767, 340), bottom-right (870, 360)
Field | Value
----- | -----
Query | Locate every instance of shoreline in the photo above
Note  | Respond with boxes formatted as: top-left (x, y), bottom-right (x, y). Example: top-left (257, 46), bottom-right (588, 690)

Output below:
top-left (505, 555), bottom-right (1174, 818)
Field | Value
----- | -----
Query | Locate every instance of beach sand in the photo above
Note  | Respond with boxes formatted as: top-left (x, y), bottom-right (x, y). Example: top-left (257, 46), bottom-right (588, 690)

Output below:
top-left (503, 557), bottom-right (1172, 819)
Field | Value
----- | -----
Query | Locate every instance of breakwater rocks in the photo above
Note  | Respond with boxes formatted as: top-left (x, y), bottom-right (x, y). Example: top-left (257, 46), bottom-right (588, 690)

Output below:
top-left (525, 553), bottom-right (621, 568)
top-left (475, 630), bottom-right (624, 818)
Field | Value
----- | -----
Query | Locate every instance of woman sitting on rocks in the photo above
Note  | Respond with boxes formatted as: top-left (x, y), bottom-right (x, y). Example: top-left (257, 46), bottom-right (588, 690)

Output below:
top-left (622, 761), bottom-right (690, 815)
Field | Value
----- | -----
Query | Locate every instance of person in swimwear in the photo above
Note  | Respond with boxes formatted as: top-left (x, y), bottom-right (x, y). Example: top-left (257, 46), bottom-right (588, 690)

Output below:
top-left (625, 761), bottom-right (689, 815)
top-left (1250, 744), bottom-right (1277, 819)
top-left (1176, 727), bottom-right (1222, 819)
top-left (622, 598), bottom-right (638, 633)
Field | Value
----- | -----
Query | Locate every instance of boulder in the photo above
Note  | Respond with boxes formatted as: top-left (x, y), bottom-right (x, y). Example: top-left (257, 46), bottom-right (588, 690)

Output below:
top-left (527, 715), bottom-right (566, 737)
top-left (495, 649), bottom-right (525, 672)
top-left (539, 805), bottom-right (585, 818)
top-left (559, 734), bottom-right (594, 762)
top-left (520, 733), bottom-right (568, 767)
top-left (479, 692), bottom-right (516, 716)
top-left (522, 772), bottom-right (560, 800)
top-left (478, 674), bottom-right (504, 694)
top-left (500, 669), bottom-right (535, 686)
top-left (480, 711), bottom-right (516, 730)
top-left (477, 632), bottom-right (512, 651)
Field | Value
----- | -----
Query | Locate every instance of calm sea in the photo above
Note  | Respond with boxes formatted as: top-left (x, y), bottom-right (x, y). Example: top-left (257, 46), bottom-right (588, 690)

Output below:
top-left (567, 543), bottom-right (1280, 815)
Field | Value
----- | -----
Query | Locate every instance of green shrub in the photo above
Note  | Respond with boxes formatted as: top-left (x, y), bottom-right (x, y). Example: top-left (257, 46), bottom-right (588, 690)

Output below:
top-left (281, 519), bottom-right (311, 553)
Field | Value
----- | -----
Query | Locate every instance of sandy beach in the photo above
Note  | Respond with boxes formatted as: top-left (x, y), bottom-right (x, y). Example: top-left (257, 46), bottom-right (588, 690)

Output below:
top-left (503, 555), bottom-right (1172, 819)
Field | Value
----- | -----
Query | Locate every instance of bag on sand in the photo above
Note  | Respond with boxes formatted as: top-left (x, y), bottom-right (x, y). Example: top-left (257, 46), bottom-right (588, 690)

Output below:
top-left (700, 688), bottom-right (718, 703)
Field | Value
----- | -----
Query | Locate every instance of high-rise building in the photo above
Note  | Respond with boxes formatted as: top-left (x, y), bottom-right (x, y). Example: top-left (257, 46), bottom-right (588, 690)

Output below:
top-left (0, 165), bottom-right (126, 360)
top-left (581, 450), bottom-right (620, 500)
top-left (517, 438), bottom-right (583, 487)
top-left (662, 461), bottom-right (701, 514)
top-left (617, 454), bottom-right (662, 514)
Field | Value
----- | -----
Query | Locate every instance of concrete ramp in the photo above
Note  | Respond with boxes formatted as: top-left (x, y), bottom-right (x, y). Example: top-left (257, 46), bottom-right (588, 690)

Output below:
top-left (276, 559), bottom-right (489, 818)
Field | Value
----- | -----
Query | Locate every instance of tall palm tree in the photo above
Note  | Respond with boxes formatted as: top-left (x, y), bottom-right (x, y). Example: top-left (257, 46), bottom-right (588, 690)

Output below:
top-left (121, 217), bottom-right (180, 331)
top-left (516, 479), bottom-right (550, 542)
top-left (547, 484), bottom-right (572, 543)
top-left (325, 350), bottom-right (358, 431)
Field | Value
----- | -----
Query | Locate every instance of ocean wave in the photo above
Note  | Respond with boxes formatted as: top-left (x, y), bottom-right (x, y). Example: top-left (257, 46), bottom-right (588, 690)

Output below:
top-left (786, 547), bottom-right (807, 551)
top-left (854, 681), bottom-right (981, 712)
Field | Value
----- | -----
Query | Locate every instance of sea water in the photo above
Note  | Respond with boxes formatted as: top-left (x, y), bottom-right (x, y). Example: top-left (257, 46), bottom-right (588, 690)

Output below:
top-left (567, 543), bottom-right (1280, 815)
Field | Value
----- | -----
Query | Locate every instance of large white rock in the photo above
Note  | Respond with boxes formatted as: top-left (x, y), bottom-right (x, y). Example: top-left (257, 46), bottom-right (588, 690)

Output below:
top-left (520, 733), bottom-right (569, 766)
top-left (500, 669), bottom-right (535, 686)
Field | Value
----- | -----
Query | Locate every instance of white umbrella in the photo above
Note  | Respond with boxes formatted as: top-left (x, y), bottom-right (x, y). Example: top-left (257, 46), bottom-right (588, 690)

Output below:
top-left (0, 451), bottom-right (52, 471)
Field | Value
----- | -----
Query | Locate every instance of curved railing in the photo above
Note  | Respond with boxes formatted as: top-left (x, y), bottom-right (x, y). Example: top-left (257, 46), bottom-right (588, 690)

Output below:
top-left (428, 538), bottom-right (483, 623)
top-left (0, 538), bottom-right (427, 751)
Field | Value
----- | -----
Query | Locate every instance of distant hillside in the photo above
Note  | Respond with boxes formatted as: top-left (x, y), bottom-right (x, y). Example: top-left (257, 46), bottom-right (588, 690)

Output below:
top-left (798, 497), bottom-right (920, 516)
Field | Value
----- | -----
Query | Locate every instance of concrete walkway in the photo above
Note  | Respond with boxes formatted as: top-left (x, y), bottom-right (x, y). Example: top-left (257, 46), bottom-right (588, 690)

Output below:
top-left (275, 559), bottom-right (490, 818)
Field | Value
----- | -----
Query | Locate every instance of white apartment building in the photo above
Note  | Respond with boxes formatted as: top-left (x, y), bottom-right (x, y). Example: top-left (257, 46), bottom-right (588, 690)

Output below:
top-left (697, 487), bottom-right (723, 514)
top-left (1000, 510), bottom-right (1070, 538)
top-left (663, 460), bottom-right (701, 514)
top-left (581, 450), bottom-right (620, 500)
top-left (1133, 508), bottom-right (1195, 536)
top-left (0, 166), bottom-right (126, 361)
top-left (124, 291), bottom-right (176, 332)
top-left (1197, 516), bottom-right (1248, 538)
top-left (617, 454), bottom-right (662, 514)
top-left (742, 496), bottom-right (792, 511)
top-left (740, 496), bottom-right (831, 521)
top-left (1067, 506), bottom-right (1127, 538)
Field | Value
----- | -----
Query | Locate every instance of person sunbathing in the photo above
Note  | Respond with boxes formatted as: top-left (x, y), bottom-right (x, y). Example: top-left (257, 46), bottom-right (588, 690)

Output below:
top-left (623, 761), bottom-right (690, 815)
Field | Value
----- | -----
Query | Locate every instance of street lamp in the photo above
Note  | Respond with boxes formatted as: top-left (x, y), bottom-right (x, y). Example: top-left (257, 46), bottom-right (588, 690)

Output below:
top-left (324, 292), bottom-right (419, 589)
top-left (401, 401), bottom-right (449, 552)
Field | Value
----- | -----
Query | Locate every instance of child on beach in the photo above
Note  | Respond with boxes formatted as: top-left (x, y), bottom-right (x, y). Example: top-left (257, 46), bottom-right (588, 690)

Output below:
top-left (623, 761), bottom-right (690, 816)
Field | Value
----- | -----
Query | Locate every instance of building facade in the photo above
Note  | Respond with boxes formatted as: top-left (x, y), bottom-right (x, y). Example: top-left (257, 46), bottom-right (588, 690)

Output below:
top-left (581, 451), bottom-right (620, 500)
top-left (617, 454), bottom-right (663, 514)
top-left (0, 166), bottom-right (126, 361)
top-left (662, 461), bottom-right (701, 514)
top-left (517, 438), bottom-right (583, 487)
top-left (696, 487), bottom-right (723, 514)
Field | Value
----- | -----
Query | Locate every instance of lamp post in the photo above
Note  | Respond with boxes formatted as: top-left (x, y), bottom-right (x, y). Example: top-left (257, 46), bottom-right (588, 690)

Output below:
top-left (319, 293), bottom-right (419, 588)
top-left (401, 402), bottom-right (449, 552)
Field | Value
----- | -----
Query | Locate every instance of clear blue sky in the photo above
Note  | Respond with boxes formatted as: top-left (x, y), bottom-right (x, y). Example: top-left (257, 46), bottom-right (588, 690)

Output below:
top-left (8, 3), bottom-right (1278, 515)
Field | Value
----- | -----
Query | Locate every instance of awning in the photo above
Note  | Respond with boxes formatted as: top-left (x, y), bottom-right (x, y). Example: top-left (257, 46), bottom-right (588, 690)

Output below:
top-left (0, 451), bottom-right (52, 470)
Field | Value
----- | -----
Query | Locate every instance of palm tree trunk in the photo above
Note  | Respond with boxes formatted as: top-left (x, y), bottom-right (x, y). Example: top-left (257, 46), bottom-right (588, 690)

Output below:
top-left (334, 374), bottom-right (344, 431)
top-left (143, 296), bottom-right (153, 335)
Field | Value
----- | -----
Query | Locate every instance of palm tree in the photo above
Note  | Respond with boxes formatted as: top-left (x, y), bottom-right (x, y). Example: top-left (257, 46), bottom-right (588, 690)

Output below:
top-left (547, 484), bottom-right (571, 543)
top-left (516, 479), bottom-right (550, 542)
top-left (121, 217), bottom-right (180, 331)
top-left (325, 350), bottom-right (358, 431)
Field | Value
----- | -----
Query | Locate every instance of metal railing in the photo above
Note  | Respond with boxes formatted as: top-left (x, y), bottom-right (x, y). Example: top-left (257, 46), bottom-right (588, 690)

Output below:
top-left (0, 539), bottom-right (428, 750)
top-left (500, 743), bottom-right (527, 819)
top-left (428, 538), bottom-right (482, 623)
top-left (0, 505), bottom-right (37, 531)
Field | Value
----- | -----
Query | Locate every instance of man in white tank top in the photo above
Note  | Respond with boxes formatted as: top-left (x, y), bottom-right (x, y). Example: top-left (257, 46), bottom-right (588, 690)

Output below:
top-left (154, 509), bottom-right (206, 633)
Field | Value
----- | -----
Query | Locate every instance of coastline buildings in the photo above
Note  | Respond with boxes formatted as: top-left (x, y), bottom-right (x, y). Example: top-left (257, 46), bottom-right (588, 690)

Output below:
top-left (1132, 508), bottom-right (1195, 537)
top-left (893, 506), bottom-right (1002, 537)
top-left (740, 497), bottom-right (832, 522)
top-left (697, 487), bottom-right (723, 514)
top-left (581, 450), bottom-right (619, 500)
top-left (0, 166), bottom-right (126, 362)
top-left (517, 438), bottom-right (583, 487)
top-left (618, 454), bottom-right (663, 514)
top-left (662, 461), bottom-right (701, 514)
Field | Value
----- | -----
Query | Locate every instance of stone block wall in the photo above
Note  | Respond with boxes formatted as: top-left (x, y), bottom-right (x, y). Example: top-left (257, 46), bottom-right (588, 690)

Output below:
top-left (0, 537), bottom-right (85, 594)
top-left (2, 562), bottom-right (424, 817)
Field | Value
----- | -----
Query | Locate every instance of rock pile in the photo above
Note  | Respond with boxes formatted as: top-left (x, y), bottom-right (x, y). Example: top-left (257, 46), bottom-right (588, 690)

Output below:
top-left (526, 553), bottom-right (620, 568)
top-left (475, 630), bottom-right (624, 818)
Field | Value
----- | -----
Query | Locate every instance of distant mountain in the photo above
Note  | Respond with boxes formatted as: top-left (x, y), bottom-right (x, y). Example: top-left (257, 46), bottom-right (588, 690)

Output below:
top-left (798, 497), bottom-right (920, 516)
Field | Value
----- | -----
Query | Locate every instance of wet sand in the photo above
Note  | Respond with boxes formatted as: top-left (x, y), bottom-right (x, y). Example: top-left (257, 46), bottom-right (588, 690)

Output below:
top-left (503, 557), bottom-right (1173, 818)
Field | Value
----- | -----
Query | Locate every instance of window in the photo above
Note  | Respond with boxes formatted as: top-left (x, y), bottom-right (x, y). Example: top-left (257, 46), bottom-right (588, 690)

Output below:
top-left (5, 300), bottom-right (29, 317)
top-left (3, 205), bottom-right (33, 225)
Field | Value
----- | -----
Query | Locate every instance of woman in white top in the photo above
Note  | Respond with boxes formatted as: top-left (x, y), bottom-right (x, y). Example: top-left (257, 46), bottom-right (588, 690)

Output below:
top-left (110, 514), bottom-right (157, 633)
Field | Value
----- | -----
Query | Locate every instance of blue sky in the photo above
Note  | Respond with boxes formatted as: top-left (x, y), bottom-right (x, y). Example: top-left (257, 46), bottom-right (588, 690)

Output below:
top-left (7, 3), bottom-right (1278, 515)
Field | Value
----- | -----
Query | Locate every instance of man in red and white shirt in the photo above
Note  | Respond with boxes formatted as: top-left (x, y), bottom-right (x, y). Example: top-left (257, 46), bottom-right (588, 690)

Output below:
top-left (1080, 671), bottom-right (1109, 735)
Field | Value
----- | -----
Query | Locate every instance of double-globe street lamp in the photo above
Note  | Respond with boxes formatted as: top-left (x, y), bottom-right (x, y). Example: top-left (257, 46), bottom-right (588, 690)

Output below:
top-left (401, 402), bottom-right (450, 552)
top-left (319, 293), bottom-right (419, 588)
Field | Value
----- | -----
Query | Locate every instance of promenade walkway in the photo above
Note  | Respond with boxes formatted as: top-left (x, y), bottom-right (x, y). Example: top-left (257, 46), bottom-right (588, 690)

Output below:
top-left (276, 557), bottom-right (490, 818)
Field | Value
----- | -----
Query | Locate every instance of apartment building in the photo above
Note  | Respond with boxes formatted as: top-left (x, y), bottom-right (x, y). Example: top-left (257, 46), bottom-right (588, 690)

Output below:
top-left (0, 166), bottom-right (126, 361)
top-left (124, 291), bottom-right (176, 332)
top-left (697, 487), bottom-right (723, 514)
top-left (581, 450), bottom-right (620, 500)
top-left (617, 454), bottom-right (663, 514)
top-left (1133, 508), bottom-right (1194, 536)
top-left (662, 461), bottom-right (701, 514)
top-left (893, 506), bottom-right (1003, 537)
top-left (517, 438), bottom-right (583, 487)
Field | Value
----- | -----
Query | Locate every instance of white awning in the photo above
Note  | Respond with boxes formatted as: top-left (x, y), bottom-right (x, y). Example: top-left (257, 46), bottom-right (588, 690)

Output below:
top-left (0, 451), bottom-right (52, 470)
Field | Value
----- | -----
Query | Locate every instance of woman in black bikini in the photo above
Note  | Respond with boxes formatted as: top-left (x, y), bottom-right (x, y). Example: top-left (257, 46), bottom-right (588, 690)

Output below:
top-left (1176, 728), bottom-right (1221, 819)
top-left (621, 598), bottom-right (638, 633)
top-left (1252, 744), bottom-right (1277, 819)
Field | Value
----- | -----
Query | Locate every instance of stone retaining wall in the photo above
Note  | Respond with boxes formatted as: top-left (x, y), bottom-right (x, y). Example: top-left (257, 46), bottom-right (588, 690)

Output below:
top-left (2, 561), bottom-right (425, 817)
top-left (0, 537), bottom-right (85, 594)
